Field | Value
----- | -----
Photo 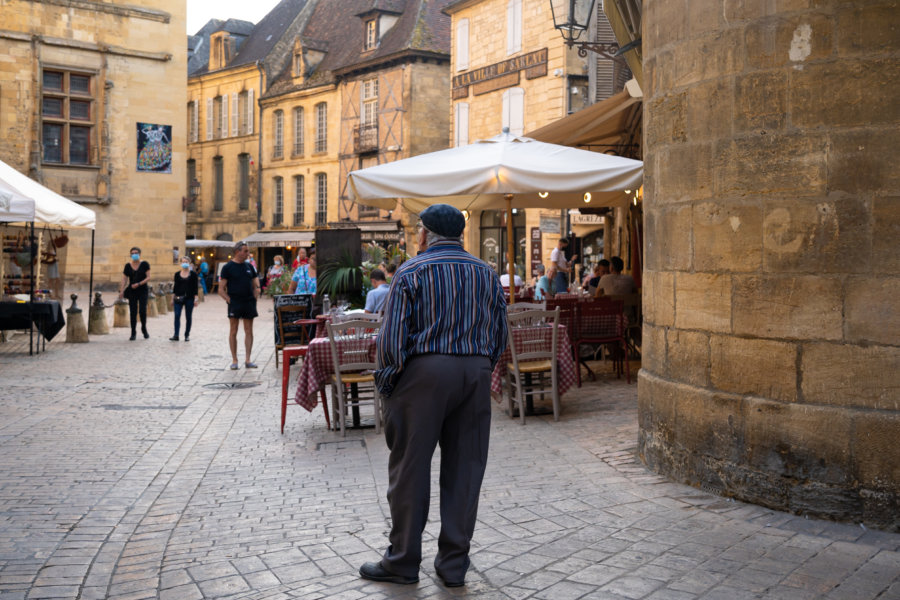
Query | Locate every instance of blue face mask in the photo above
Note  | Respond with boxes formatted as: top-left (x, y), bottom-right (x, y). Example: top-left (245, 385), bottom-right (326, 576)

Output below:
top-left (131, 253), bottom-right (140, 261)
top-left (181, 262), bottom-right (190, 269)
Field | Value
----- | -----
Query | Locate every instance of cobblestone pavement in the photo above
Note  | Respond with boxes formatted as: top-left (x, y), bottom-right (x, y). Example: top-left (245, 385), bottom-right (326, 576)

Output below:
top-left (1, 294), bottom-right (898, 600)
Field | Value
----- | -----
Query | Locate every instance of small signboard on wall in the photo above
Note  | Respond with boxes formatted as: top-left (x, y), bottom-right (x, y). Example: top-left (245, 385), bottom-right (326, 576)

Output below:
top-left (530, 228), bottom-right (542, 277)
top-left (539, 216), bottom-right (560, 234)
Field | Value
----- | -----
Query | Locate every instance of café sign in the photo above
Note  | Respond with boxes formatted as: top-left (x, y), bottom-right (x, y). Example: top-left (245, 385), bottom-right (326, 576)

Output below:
top-left (452, 48), bottom-right (548, 99)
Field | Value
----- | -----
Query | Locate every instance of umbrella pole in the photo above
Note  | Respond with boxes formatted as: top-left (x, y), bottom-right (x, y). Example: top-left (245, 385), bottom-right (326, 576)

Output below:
top-left (506, 194), bottom-right (515, 305)
top-left (89, 229), bottom-right (94, 303)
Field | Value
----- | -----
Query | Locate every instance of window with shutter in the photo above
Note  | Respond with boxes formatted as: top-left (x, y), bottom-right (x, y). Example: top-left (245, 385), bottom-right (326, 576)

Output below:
top-left (506, 0), bottom-right (522, 55)
top-left (206, 98), bottom-right (213, 140)
top-left (231, 93), bottom-right (239, 136)
top-left (502, 88), bottom-right (524, 135)
top-left (247, 88), bottom-right (254, 134)
top-left (220, 95), bottom-right (228, 138)
top-left (457, 19), bottom-right (469, 71)
top-left (454, 103), bottom-right (469, 147)
top-left (293, 175), bottom-right (304, 225)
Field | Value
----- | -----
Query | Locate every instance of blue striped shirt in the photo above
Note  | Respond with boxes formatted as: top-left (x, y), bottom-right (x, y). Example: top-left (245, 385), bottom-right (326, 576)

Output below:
top-left (375, 240), bottom-right (509, 397)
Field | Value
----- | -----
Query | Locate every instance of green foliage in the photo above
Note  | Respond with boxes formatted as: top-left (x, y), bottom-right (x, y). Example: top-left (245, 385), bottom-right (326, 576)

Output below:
top-left (318, 250), bottom-right (362, 298)
top-left (264, 268), bottom-right (294, 297)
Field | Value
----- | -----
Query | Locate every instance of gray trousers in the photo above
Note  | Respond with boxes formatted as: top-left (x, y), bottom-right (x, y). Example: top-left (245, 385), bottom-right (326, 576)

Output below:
top-left (380, 354), bottom-right (493, 581)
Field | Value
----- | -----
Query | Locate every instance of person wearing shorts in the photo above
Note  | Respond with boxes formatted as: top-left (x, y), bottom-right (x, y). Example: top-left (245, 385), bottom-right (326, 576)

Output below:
top-left (218, 242), bottom-right (260, 369)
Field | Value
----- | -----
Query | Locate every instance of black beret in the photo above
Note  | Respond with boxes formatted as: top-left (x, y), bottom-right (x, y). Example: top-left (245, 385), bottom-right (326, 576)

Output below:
top-left (420, 204), bottom-right (466, 238)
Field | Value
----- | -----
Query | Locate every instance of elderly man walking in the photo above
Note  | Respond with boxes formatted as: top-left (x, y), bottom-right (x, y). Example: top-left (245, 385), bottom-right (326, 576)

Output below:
top-left (359, 204), bottom-right (508, 588)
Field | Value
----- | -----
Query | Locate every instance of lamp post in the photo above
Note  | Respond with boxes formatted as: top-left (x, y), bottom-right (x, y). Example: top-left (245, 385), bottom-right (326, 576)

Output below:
top-left (186, 177), bottom-right (200, 212)
top-left (550, 0), bottom-right (625, 62)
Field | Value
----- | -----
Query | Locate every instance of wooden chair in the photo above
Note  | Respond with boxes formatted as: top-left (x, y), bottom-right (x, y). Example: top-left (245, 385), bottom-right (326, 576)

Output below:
top-left (608, 293), bottom-right (642, 360)
top-left (505, 308), bottom-right (561, 424)
top-left (281, 347), bottom-right (330, 433)
top-left (275, 304), bottom-right (311, 368)
top-left (577, 298), bottom-right (630, 384)
top-left (326, 318), bottom-right (383, 436)
top-left (506, 301), bottom-right (547, 314)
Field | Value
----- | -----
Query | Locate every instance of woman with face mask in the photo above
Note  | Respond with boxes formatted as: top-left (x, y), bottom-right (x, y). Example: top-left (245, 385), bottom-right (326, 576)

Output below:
top-left (171, 256), bottom-right (199, 341)
top-left (266, 254), bottom-right (285, 289)
top-left (118, 247), bottom-right (151, 340)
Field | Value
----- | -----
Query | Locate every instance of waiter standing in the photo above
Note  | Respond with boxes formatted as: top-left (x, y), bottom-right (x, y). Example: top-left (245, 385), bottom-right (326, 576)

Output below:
top-left (359, 204), bottom-right (508, 588)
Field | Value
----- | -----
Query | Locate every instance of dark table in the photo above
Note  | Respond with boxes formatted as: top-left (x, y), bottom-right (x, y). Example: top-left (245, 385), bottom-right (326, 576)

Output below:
top-left (0, 300), bottom-right (66, 347)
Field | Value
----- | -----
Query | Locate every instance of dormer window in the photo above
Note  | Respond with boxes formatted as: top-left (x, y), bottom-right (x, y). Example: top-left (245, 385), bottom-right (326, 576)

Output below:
top-left (365, 19), bottom-right (377, 50)
top-left (293, 51), bottom-right (303, 78)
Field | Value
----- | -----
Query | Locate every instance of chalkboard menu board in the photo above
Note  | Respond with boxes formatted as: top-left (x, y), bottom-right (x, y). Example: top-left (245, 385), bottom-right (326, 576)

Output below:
top-left (273, 294), bottom-right (314, 345)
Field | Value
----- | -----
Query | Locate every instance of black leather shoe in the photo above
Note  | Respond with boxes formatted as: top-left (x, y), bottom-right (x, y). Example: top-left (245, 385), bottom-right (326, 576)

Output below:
top-left (437, 573), bottom-right (465, 588)
top-left (359, 562), bottom-right (418, 585)
top-left (129, 333), bottom-right (136, 341)
top-left (142, 331), bottom-right (150, 339)
top-left (169, 335), bottom-right (178, 341)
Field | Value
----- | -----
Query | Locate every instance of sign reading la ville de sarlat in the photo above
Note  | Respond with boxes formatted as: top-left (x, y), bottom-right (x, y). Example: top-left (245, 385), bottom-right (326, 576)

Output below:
top-left (452, 48), bottom-right (548, 99)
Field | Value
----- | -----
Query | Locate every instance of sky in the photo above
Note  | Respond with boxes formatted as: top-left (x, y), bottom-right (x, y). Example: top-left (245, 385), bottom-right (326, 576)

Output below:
top-left (187, 0), bottom-right (281, 34)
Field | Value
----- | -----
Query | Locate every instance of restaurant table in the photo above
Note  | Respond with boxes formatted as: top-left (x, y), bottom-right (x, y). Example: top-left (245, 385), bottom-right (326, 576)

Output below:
top-left (293, 335), bottom-right (378, 428)
top-left (0, 300), bottom-right (65, 353)
top-left (491, 324), bottom-right (576, 414)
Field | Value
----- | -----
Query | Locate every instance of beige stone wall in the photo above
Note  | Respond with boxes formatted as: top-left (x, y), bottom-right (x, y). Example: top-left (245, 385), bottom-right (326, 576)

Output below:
top-left (261, 84), bottom-right (340, 233)
top-left (449, 0), bottom-right (587, 273)
top-left (187, 65), bottom-right (260, 243)
top-left (0, 0), bottom-right (187, 289)
top-left (641, 0), bottom-right (900, 530)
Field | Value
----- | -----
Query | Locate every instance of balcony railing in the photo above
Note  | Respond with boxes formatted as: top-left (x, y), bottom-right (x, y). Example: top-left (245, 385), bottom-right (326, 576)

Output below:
top-left (353, 123), bottom-right (378, 153)
top-left (273, 145), bottom-right (283, 159)
top-left (293, 212), bottom-right (303, 226)
top-left (315, 211), bottom-right (327, 226)
top-left (273, 212), bottom-right (283, 226)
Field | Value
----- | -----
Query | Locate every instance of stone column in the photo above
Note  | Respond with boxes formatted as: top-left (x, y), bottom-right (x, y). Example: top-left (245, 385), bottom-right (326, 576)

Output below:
top-left (640, 0), bottom-right (899, 529)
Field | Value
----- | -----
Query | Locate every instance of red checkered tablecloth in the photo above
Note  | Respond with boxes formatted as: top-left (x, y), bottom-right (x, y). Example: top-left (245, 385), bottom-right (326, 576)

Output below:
top-left (293, 336), bottom-right (377, 411)
top-left (491, 324), bottom-right (576, 396)
top-left (295, 325), bottom-right (576, 411)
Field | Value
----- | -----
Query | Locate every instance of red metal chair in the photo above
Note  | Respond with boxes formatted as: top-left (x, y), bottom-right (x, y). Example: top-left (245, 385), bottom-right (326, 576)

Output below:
top-left (281, 345), bottom-right (330, 433)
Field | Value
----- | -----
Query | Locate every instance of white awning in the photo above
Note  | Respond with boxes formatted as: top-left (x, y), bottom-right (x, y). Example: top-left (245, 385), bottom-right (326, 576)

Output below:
top-left (185, 239), bottom-right (236, 248)
top-left (241, 231), bottom-right (315, 248)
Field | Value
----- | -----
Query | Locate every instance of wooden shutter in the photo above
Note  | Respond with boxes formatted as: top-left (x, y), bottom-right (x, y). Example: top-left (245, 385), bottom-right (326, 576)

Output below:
top-left (220, 96), bottom-right (228, 138)
top-left (206, 98), bottom-right (213, 140)
top-left (454, 103), bottom-right (468, 147)
top-left (247, 89), bottom-right (254, 134)
top-left (457, 19), bottom-right (469, 71)
top-left (506, 0), bottom-right (521, 55)
top-left (231, 93), bottom-right (239, 136)
top-left (191, 100), bottom-right (199, 142)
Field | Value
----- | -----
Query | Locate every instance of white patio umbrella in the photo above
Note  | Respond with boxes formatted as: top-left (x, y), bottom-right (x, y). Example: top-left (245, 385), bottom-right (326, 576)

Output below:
top-left (347, 130), bottom-right (642, 300)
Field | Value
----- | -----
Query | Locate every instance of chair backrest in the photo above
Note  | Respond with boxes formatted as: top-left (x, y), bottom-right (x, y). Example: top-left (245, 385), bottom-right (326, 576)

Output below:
top-left (506, 308), bottom-right (560, 367)
top-left (546, 297), bottom-right (579, 343)
top-left (326, 318), bottom-right (381, 375)
top-left (334, 311), bottom-right (382, 324)
top-left (276, 304), bottom-right (310, 348)
top-left (578, 298), bottom-right (625, 340)
top-left (507, 301), bottom-right (547, 314)
top-left (606, 293), bottom-right (641, 325)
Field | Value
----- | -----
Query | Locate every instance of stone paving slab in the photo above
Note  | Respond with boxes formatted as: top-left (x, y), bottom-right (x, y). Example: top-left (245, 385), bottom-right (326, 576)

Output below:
top-left (0, 294), bottom-right (898, 599)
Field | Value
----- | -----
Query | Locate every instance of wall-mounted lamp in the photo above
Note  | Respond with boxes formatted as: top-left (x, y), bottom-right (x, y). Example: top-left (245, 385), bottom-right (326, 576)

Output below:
top-left (583, 192), bottom-right (592, 203)
top-left (538, 191), bottom-right (549, 198)
top-left (550, 0), bottom-right (637, 62)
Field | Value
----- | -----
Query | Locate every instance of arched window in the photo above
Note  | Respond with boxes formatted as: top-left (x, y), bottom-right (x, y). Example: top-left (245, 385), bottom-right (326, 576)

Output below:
top-left (293, 175), bottom-right (304, 225)
top-left (273, 176), bottom-right (284, 225)
top-left (315, 173), bottom-right (327, 225)
top-left (315, 102), bottom-right (327, 153)
top-left (293, 107), bottom-right (304, 156)
top-left (273, 110), bottom-right (284, 158)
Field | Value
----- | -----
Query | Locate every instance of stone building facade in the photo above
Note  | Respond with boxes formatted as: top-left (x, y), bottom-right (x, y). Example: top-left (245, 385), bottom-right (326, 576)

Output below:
top-left (640, 0), bottom-right (900, 530)
top-left (0, 0), bottom-right (187, 287)
top-left (446, 0), bottom-right (623, 281)
top-left (186, 0), bottom-right (316, 250)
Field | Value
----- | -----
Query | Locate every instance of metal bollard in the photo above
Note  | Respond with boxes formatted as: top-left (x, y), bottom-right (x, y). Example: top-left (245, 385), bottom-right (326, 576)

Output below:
top-left (65, 294), bottom-right (89, 343)
top-left (88, 292), bottom-right (110, 335)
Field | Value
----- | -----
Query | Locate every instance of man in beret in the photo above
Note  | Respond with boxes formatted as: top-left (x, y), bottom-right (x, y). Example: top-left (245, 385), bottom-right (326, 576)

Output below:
top-left (359, 204), bottom-right (508, 588)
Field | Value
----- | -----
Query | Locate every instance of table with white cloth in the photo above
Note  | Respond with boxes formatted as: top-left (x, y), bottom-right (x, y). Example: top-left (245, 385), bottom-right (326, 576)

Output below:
top-left (490, 324), bottom-right (577, 400)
